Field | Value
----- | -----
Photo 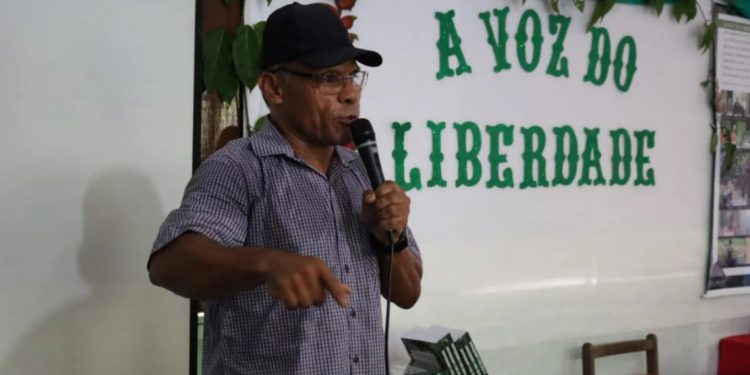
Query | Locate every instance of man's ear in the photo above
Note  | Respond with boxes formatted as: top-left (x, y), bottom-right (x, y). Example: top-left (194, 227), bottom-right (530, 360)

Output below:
top-left (259, 72), bottom-right (284, 105)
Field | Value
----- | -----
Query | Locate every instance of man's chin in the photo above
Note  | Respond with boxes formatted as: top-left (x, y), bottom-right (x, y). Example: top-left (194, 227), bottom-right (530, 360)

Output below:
top-left (337, 134), bottom-right (353, 146)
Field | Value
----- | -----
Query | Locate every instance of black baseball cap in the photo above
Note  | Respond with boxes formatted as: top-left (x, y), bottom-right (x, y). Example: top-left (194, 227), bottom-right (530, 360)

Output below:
top-left (260, 2), bottom-right (383, 70)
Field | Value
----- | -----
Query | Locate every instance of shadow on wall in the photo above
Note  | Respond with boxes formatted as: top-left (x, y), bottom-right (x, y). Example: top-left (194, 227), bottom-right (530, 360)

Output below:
top-left (1, 168), bottom-right (187, 375)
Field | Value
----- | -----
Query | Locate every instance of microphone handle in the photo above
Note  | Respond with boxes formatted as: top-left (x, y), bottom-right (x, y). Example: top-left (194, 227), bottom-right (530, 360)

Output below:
top-left (359, 148), bottom-right (385, 188)
top-left (356, 145), bottom-right (396, 244)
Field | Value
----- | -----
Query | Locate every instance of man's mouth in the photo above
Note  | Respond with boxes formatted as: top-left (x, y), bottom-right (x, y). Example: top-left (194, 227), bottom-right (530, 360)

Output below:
top-left (337, 115), bottom-right (358, 126)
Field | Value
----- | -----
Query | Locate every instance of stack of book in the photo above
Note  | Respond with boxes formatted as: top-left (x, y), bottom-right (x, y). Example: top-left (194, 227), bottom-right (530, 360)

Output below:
top-left (400, 325), bottom-right (488, 374)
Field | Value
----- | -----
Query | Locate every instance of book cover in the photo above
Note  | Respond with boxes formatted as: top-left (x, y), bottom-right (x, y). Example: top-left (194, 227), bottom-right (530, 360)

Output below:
top-left (429, 325), bottom-right (488, 375)
top-left (401, 327), bottom-right (459, 374)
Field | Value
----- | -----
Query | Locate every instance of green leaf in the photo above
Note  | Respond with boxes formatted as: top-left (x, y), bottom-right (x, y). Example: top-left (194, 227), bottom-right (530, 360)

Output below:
top-left (267, 0), bottom-right (272, 5)
top-left (672, 0), bottom-right (686, 21)
top-left (254, 115), bottom-right (266, 132)
top-left (574, 0), bottom-right (585, 12)
top-left (253, 21), bottom-right (266, 48)
top-left (233, 24), bottom-right (261, 92)
top-left (203, 29), bottom-right (233, 93)
top-left (587, 0), bottom-right (615, 31)
top-left (217, 63), bottom-right (239, 102)
top-left (672, 0), bottom-right (696, 22)
top-left (550, 0), bottom-right (560, 13)
top-left (700, 21), bottom-right (717, 54)
top-left (648, 0), bottom-right (664, 16)
top-left (686, 0), bottom-right (697, 21)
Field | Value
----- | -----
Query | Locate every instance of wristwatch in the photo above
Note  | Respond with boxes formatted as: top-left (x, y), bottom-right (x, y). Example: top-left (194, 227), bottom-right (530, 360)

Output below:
top-left (370, 231), bottom-right (409, 255)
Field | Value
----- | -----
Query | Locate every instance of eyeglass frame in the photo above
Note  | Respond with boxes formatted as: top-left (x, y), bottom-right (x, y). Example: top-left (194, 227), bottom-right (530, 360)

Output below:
top-left (269, 66), bottom-right (368, 94)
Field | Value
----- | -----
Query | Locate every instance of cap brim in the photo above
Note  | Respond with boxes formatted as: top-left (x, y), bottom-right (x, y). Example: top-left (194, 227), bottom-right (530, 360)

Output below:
top-left (298, 46), bottom-right (383, 69)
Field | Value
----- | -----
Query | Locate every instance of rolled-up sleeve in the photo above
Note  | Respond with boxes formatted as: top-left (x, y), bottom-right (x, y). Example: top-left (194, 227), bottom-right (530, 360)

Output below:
top-left (149, 156), bottom-right (250, 264)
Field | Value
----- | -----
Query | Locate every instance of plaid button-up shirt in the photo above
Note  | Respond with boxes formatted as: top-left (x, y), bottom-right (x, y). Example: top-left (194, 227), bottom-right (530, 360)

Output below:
top-left (152, 121), bottom-right (419, 374)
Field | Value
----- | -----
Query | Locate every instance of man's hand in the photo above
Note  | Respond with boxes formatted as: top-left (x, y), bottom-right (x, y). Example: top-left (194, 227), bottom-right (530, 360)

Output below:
top-left (263, 251), bottom-right (352, 309)
top-left (362, 181), bottom-right (411, 245)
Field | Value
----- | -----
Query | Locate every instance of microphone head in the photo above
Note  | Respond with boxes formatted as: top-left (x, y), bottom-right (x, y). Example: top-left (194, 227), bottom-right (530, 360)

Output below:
top-left (350, 118), bottom-right (376, 146)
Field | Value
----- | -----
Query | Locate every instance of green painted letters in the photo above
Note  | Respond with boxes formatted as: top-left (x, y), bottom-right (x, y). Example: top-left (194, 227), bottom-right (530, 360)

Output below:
top-left (609, 129), bottom-right (632, 185)
top-left (454, 121), bottom-right (483, 187)
top-left (479, 8), bottom-right (513, 73)
top-left (427, 121), bottom-right (447, 187)
top-left (634, 130), bottom-right (656, 186)
top-left (520, 126), bottom-right (549, 189)
top-left (578, 128), bottom-right (606, 186)
top-left (583, 27), bottom-right (611, 87)
top-left (546, 15), bottom-right (571, 78)
top-left (435, 10), bottom-right (473, 80)
top-left (552, 125), bottom-right (579, 186)
top-left (486, 123), bottom-right (515, 188)
top-left (613, 36), bottom-right (637, 92)
top-left (391, 122), bottom-right (423, 191)
top-left (515, 9), bottom-right (544, 73)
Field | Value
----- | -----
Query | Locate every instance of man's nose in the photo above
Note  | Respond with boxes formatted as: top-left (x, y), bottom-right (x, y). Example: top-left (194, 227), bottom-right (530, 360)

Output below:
top-left (338, 79), bottom-right (360, 105)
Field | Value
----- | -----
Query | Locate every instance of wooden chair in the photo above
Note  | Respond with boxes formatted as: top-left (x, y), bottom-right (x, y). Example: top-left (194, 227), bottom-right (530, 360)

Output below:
top-left (582, 333), bottom-right (659, 375)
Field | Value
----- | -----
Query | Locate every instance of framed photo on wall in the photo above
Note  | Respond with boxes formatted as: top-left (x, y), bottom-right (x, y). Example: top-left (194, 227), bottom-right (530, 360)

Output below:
top-left (707, 11), bottom-right (750, 297)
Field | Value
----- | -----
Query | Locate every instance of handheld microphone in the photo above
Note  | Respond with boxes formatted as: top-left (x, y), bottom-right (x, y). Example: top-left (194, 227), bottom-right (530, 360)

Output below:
top-left (350, 118), bottom-right (385, 188)
top-left (350, 117), bottom-right (395, 375)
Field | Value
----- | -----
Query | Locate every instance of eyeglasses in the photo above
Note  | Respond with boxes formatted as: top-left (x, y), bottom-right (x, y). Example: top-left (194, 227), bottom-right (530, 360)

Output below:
top-left (272, 67), bottom-right (368, 95)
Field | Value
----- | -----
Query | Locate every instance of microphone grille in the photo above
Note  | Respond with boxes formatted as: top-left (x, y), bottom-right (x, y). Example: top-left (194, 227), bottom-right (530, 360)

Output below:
top-left (350, 118), bottom-right (376, 146)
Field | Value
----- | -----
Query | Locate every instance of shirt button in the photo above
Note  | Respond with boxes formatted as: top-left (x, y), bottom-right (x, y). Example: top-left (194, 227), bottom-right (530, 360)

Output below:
top-left (344, 265), bottom-right (350, 273)
top-left (350, 309), bottom-right (356, 318)
top-left (353, 355), bottom-right (359, 363)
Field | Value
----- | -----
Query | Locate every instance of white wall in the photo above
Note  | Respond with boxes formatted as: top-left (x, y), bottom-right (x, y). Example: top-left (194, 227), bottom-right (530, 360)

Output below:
top-left (1, 0), bottom-right (747, 374)
top-left (372, 1), bottom-right (750, 373)
top-left (0, 1), bottom-right (193, 374)
top-left (251, 1), bottom-right (750, 374)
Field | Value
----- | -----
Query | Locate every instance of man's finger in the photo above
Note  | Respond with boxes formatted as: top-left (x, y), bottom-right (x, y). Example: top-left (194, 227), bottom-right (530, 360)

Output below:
top-left (373, 191), bottom-right (410, 212)
top-left (278, 285), bottom-right (299, 309)
top-left (312, 286), bottom-right (326, 306)
top-left (374, 181), bottom-right (399, 198)
top-left (292, 275), bottom-right (314, 308)
top-left (302, 271), bottom-right (326, 306)
top-left (376, 204), bottom-right (405, 220)
top-left (319, 268), bottom-right (351, 307)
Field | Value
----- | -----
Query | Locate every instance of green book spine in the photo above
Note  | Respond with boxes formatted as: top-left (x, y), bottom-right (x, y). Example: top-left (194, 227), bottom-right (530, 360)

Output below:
top-left (433, 335), bottom-right (459, 374)
top-left (441, 345), bottom-right (461, 375)
top-left (444, 342), bottom-right (468, 375)
top-left (467, 340), bottom-right (488, 375)
top-left (453, 339), bottom-right (479, 374)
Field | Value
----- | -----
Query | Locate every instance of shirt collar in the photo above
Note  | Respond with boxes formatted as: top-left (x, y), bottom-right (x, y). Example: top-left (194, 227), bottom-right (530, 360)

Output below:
top-left (252, 118), bottom-right (296, 158)
top-left (252, 117), bottom-right (358, 168)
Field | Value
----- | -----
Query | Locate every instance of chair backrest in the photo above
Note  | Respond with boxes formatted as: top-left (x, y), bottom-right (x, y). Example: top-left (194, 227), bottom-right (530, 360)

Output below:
top-left (581, 333), bottom-right (659, 375)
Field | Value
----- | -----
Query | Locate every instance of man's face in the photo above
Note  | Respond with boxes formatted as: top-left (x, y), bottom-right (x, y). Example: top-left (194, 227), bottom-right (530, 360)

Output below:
top-left (276, 60), bottom-right (362, 149)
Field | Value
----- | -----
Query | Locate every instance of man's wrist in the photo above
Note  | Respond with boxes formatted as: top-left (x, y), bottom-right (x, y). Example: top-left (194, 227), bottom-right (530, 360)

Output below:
top-left (369, 231), bottom-right (408, 255)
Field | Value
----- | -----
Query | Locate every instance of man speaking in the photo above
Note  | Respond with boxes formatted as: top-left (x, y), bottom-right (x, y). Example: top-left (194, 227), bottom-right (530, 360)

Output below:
top-left (147, 3), bottom-right (423, 374)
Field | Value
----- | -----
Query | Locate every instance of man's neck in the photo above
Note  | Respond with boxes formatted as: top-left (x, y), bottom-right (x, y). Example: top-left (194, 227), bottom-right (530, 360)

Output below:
top-left (270, 118), bottom-right (336, 174)
top-left (293, 143), bottom-right (336, 174)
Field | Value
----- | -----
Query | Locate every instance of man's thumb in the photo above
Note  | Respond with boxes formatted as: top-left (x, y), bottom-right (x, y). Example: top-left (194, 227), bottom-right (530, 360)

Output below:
top-left (362, 190), bottom-right (376, 204)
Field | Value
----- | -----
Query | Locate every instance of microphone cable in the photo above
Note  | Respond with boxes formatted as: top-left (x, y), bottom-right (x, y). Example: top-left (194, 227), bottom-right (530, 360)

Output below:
top-left (384, 231), bottom-right (396, 375)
